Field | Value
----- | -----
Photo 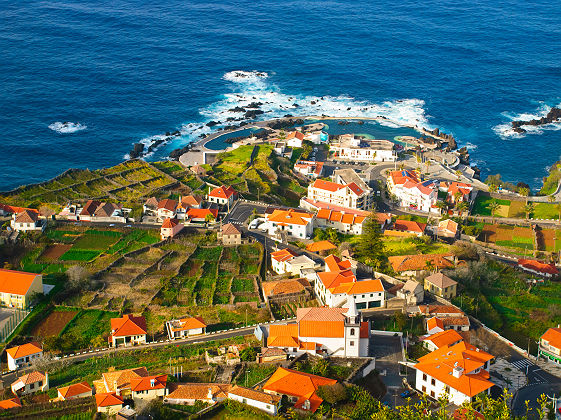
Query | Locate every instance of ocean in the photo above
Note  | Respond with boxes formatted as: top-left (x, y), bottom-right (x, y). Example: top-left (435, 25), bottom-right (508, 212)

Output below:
top-left (1, 0), bottom-right (560, 191)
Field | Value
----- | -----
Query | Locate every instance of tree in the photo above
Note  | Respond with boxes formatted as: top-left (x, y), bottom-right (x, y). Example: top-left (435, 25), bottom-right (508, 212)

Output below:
top-left (316, 383), bottom-right (348, 405)
top-left (435, 201), bottom-right (448, 214)
top-left (523, 202), bottom-right (535, 221)
top-left (356, 212), bottom-right (386, 271)
top-left (66, 265), bottom-right (90, 291)
top-left (557, 203), bottom-right (561, 225)
top-left (204, 213), bottom-right (215, 226)
top-left (393, 310), bottom-right (407, 331)
top-left (519, 187), bottom-right (530, 203)
top-left (488, 199), bottom-right (500, 224)
top-left (548, 194), bottom-right (555, 204)
top-left (455, 170), bottom-right (462, 181)
top-left (424, 260), bottom-right (435, 273)
top-left (456, 201), bottom-right (468, 219)
top-left (240, 347), bottom-right (257, 362)
top-left (488, 184), bottom-right (498, 193)
top-left (424, 159), bottom-right (431, 173)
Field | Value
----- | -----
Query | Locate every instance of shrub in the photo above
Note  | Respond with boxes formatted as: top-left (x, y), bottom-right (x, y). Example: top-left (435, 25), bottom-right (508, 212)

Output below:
top-left (317, 383), bottom-right (348, 405)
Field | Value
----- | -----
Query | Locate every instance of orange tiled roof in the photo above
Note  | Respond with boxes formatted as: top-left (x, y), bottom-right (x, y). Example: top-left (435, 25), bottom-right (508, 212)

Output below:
top-left (263, 367), bottom-right (337, 413)
top-left (423, 330), bottom-right (463, 349)
top-left (389, 169), bottom-right (419, 185)
top-left (414, 342), bottom-right (494, 398)
top-left (58, 381), bottom-right (92, 399)
top-left (6, 342), bottom-right (42, 359)
top-left (186, 208), bottom-right (218, 219)
top-left (173, 316), bottom-right (207, 331)
top-left (95, 392), bottom-right (124, 408)
top-left (317, 269), bottom-right (356, 289)
top-left (442, 316), bottom-right (470, 327)
top-left (297, 307), bottom-right (347, 338)
top-left (427, 317), bottom-right (445, 331)
top-left (438, 219), bottom-right (458, 234)
top-left (182, 195), bottom-right (202, 206)
top-left (268, 209), bottom-right (312, 226)
top-left (209, 185), bottom-right (236, 199)
top-left (306, 240), bottom-right (337, 252)
top-left (166, 383), bottom-right (232, 401)
top-left (0, 269), bottom-right (40, 296)
top-left (311, 179), bottom-right (363, 196)
top-left (518, 259), bottom-right (559, 275)
top-left (541, 327), bottom-right (561, 350)
top-left (157, 199), bottom-right (178, 212)
top-left (0, 397), bottom-right (21, 410)
top-left (161, 218), bottom-right (180, 229)
top-left (110, 314), bottom-right (147, 337)
top-left (271, 248), bottom-right (297, 263)
top-left (331, 279), bottom-right (384, 295)
top-left (229, 385), bottom-right (281, 405)
top-left (394, 219), bottom-right (426, 233)
top-left (262, 278), bottom-right (310, 298)
top-left (130, 374), bottom-right (167, 392)
top-left (388, 253), bottom-right (454, 272)
top-left (324, 255), bottom-right (351, 272)
top-left (268, 324), bottom-right (299, 347)
top-left (287, 131), bottom-right (305, 141)
top-left (12, 371), bottom-right (45, 387)
top-left (100, 367), bottom-right (149, 393)
top-left (418, 304), bottom-right (465, 316)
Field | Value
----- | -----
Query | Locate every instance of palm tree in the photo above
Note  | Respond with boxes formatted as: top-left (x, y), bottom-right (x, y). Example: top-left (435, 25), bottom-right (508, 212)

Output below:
top-left (523, 202), bottom-right (535, 221)
top-left (488, 184), bottom-right (498, 193)
top-left (488, 199), bottom-right (500, 224)
top-left (399, 163), bottom-right (405, 171)
top-left (456, 201), bottom-right (469, 219)
top-left (435, 200), bottom-right (447, 216)
top-left (455, 170), bottom-right (462, 181)
top-left (519, 187), bottom-right (530, 204)
top-left (453, 191), bottom-right (463, 204)
top-left (425, 260), bottom-right (435, 273)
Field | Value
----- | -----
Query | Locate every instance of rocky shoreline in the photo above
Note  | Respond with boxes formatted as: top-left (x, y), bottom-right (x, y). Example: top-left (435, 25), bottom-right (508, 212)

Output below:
top-left (511, 106), bottom-right (561, 134)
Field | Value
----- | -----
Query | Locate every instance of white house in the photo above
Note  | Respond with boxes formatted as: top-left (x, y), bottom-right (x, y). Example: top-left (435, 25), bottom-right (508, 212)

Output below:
top-left (314, 209), bottom-right (368, 235)
top-left (413, 342), bottom-right (494, 405)
top-left (165, 383), bottom-right (232, 405)
top-left (160, 218), bottom-right (184, 240)
top-left (228, 385), bottom-right (281, 416)
top-left (539, 327), bottom-right (561, 364)
top-left (0, 269), bottom-right (43, 309)
top-left (330, 134), bottom-right (397, 162)
top-left (286, 131), bottom-right (305, 148)
top-left (130, 375), bottom-right (167, 401)
top-left (108, 314), bottom-right (147, 347)
top-left (294, 161), bottom-right (324, 178)
top-left (96, 393), bottom-right (124, 415)
top-left (166, 316), bottom-right (207, 340)
top-left (11, 371), bottom-right (48, 396)
top-left (421, 329), bottom-right (464, 352)
top-left (270, 248), bottom-right (317, 275)
top-left (208, 185), bottom-right (237, 208)
top-left (315, 274), bottom-right (386, 309)
top-left (265, 209), bottom-right (314, 239)
top-left (156, 199), bottom-right (178, 221)
top-left (332, 167), bottom-right (373, 207)
top-left (387, 170), bottom-right (439, 213)
top-left (517, 259), bottom-right (559, 278)
top-left (307, 179), bottom-right (372, 210)
top-left (11, 210), bottom-right (44, 232)
top-left (6, 342), bottom-right (43, 371)
top-left (267, 302), bottom-right (369, 358)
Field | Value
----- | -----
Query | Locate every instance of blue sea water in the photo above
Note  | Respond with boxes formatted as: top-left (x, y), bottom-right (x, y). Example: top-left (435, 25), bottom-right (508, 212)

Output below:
top-left (1, 0), bottom-right (561, 191)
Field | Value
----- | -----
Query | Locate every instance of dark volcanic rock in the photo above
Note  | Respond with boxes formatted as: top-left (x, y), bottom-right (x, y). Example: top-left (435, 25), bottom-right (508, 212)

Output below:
top-left (244, 110), bottom-right (264, 119)
top-left (228, 106), bottom-right (246, 113)
top-left (511, 107), bottom-right (561, 133)
top-left (247, 102), bottom-right (263, 108)
top-left (129, 143), bottom-right (145, 159)
top-left (206, 121), bottom-right (220, 127)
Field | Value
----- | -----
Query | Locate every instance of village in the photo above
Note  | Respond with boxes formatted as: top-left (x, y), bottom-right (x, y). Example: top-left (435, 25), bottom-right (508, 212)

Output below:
top-left (0, 120), bottom-right (560, 419)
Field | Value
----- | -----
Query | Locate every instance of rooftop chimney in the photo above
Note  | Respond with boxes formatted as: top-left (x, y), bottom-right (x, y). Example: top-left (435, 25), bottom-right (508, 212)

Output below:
top-left (452, 366), bottom-right (464, 378)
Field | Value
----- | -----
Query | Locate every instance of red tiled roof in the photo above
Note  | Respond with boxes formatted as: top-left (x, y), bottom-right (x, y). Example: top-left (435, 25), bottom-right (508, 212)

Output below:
top-left (229, 385), bottom-right (281, 405)
top-left (80, 200), bottom-right (101, 216)
top-left (186, 208), bottom-right (218, 220)
top-left (172, 316), bottom-right (207, 332)
top-left (268, 209), bottom-right (312, 226)
top-left (306, 241), bottom-right (337, 252)
top-left (541, 327), bottom-right (561, 350)
top-left (0, 397), bottom-right (21, 410)
top-left (130, 374), bottom-right (167, 392)
top-left (287, 131), bottom-right (305, 141)
top-left (394, 219), bottom-right (426, 233)
top-left (14, 209), bottom-right (39, 223)
top-left (221, 223), bottom-right (241, 235)
top-left (271, 248), bottom-right (297, 263)
top-left (110, 314), bottom-right (147, 337)
top-left (518, 259), bottom-right (559, 275)
top-left (158, 199), bottom-right (178, 212)
top-left (324, 255), bottom-right (351, 272)
top-left (317, 269), bottom-right (356, 290)
top-left (161, 218), bottom-right (180, 228)
top-left (12, 371), bottom-right (45, 387)
top-left (423, 330), bottom-right (463, 349)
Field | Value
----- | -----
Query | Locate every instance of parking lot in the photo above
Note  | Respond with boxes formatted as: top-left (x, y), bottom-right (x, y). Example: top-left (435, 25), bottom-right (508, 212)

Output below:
top-left (0, 307), bottom-right (17, 332)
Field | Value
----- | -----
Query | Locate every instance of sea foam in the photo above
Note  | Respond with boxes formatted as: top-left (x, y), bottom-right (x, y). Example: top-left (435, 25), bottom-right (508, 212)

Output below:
top-left (492, 102), bottom-right (561, 139)
top-left (130, 70), bottom-right (432, 158)
top-left (48, 121), bottom-right (87, 134)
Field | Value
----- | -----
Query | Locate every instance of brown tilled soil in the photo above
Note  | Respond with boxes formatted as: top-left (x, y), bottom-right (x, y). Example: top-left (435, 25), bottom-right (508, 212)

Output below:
top-left (32, 310), bottom-right (78, 337)
top-left (40, 244), bottom-right (72, 260)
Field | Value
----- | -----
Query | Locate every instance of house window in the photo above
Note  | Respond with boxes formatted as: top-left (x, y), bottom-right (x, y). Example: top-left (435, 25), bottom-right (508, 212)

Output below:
top-left (422, 386), bottom-right (426, 393)
top-left (350, 328), bottom-right (355, 336)
top-left (350, 341), bottom-right (354, 346)
top-left (423, 374), bottom-right (427, 382)
top-left (30, 383), bottom-right (34, 389)
top-left (430, 391), bottom-right (435, 398)
top-left (431, 379), bottom-right (435, 386)
top-left (267, 405), bottom-right (271, 409)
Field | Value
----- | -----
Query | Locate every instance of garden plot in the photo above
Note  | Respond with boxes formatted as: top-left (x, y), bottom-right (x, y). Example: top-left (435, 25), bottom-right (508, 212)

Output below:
top-left (32, 309), bottom-right (78, 337)
top-left (478, 224), bottom-right (534, 251)
top-left (39, 244), bottom-right (72, 261)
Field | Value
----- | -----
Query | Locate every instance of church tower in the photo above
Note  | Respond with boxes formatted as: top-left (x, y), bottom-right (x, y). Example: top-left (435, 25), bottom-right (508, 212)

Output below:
top-left (344, 297), bottom-right (361, 357)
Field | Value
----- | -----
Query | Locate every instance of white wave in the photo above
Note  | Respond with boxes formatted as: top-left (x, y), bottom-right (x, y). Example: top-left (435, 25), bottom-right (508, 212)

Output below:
top-left (493, 101), bottom-right (561, 139)
top-left (49, 121), bottom-right (87, 134)
top-left (463, 142), bottom-right (478, 151)
top-left (135, 70), bottom-right (434, 158)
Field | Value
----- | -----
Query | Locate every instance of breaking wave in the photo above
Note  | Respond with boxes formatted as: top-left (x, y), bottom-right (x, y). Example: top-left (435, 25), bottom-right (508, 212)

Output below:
top-left (129, 70), bottom-right (433, 158)
top-left (492, 102), bottom-right (561, 139)
top-left (49, 121), bottom-right (87, 134)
